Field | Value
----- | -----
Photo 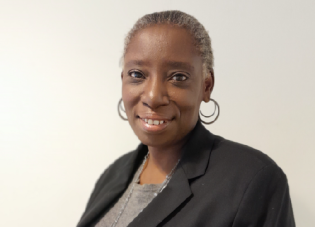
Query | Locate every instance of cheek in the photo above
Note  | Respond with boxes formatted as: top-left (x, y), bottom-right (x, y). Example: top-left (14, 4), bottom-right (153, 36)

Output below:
top-left (171, 89), bottom-right (202, 120)
top-left (122, 84), bottom-right (141, 116)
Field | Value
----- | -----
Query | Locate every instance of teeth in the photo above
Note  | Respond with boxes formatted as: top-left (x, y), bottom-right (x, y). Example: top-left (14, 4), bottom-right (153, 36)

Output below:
top-left (143, 119), bottom-right (166, 125)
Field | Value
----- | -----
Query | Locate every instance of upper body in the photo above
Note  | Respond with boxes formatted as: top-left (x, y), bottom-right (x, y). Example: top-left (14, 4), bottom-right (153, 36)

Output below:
top-left (78, 10), bottom-right (295, 227)
top-left (77, 121), bottom-right (295, 227)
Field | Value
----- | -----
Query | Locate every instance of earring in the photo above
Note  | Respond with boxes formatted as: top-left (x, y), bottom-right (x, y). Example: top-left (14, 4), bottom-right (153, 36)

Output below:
top-left (118, 98), bottom-right (128, 121)
top-left (199, 98), bottom-right (220, 124)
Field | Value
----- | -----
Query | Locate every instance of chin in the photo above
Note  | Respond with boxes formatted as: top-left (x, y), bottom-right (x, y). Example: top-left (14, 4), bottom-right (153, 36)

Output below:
top-left (135, 132), bottom-right (177, 148)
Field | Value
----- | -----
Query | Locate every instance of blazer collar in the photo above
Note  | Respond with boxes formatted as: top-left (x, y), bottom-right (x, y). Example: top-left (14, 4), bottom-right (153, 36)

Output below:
top-left (179, 120), bottom-right (214, 179)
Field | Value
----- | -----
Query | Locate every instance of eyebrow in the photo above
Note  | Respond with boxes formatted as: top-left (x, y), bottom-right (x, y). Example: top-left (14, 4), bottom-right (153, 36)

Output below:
top-left (163, 60), bottom-right (195, 72)
top-left (125, 60), bottom-right (195, 72)
top-left (125, 60), bottom-right (150, 68)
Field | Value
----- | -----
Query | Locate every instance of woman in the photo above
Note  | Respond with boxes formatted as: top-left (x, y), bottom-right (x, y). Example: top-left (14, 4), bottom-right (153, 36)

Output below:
top-left (77, 11), bottom-right (295, 227)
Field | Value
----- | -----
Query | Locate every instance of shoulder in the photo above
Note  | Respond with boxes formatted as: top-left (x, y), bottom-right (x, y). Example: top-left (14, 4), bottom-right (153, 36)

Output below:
top-left (204, 136), bottom-right (295, 226)
top-left (211, 135), bottom-right (277, 168)
top-left (207, 134), bottom-right (287, 183)
top-left (84, 149), bottom-right (139, 209)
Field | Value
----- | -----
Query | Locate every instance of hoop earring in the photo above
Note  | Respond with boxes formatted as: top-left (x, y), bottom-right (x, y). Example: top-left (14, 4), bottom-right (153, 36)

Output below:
top-left (118, 98), bottom-right (128, 121)
top-left (199, 98), bottom-right (220, 125)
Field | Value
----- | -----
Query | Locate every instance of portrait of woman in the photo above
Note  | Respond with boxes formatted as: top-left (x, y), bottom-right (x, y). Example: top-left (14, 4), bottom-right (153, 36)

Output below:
top-left (3, 0), bottom-right (315, 226)
top-left (76, 11), bottom-right (295, 227)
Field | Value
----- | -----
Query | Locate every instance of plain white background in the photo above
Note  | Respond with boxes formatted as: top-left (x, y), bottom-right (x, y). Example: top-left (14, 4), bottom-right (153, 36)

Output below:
top-left (0, 0), bottom-right (314, 226)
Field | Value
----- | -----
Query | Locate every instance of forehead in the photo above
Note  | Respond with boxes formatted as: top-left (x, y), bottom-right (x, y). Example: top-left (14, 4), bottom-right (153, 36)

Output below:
top-left (124, 24), bottom-right (202, 70)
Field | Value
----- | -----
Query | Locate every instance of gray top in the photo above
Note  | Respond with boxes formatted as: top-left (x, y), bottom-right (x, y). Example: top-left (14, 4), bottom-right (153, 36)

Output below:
top-left (95, 166), bottom-right (162, 227)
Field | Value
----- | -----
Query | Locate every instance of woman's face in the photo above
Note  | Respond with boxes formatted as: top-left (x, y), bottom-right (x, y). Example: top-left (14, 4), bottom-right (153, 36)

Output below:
top-left (122, 24), bottom-right (213, 148)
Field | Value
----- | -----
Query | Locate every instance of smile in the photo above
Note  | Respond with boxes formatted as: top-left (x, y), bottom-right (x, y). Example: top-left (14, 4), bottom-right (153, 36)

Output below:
top-left (137, 117), bottom-right (171, 133)
top-left (142, 118), bottom-right (166, 125)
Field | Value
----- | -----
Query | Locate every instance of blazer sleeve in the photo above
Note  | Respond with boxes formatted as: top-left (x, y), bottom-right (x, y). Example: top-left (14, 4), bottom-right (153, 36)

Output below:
top-left (232, 163), bottom-right (295, 227)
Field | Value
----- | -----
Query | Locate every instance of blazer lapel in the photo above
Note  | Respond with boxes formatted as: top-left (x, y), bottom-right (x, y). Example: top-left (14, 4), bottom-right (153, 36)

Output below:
top-left (128, 121), bottom-right (215, 227)
top-left (128, 165), bottom-right (191, 227)
top-left (78, 144), bottom-right (148, 227)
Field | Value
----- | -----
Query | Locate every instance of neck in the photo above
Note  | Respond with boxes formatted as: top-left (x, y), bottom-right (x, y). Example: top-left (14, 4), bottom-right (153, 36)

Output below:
top-left (148, 143), bottom-right (182, 169)
top-left (139, 139), bottom-right (187, 185)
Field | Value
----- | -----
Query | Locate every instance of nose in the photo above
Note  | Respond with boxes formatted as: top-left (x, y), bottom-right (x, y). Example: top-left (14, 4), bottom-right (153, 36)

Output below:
top-left (141, 76), bottom-right (169, 110)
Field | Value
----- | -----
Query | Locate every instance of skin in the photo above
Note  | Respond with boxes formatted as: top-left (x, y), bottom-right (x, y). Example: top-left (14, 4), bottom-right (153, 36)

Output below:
top-left (121, 24), bottom-right (214, 184)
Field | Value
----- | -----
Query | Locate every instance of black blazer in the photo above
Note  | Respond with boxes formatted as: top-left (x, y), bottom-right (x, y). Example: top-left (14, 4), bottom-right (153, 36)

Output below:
top-left (77, 121), bottom-right (295, 227)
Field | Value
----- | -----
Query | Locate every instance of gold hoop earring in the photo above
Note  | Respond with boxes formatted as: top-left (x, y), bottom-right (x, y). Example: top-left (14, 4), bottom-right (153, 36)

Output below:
top-left (199, 98), bottom-right (220, 125)
top-left (118, 98), bottom-right (128, 121)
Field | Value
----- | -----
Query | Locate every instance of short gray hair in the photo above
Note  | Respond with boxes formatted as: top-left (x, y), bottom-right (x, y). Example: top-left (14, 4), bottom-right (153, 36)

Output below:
top-left (121, 10), bottom-right (214, 78)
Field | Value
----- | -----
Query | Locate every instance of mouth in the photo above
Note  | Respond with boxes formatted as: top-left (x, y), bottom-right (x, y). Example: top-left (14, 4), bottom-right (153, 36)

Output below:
top-left (136, 115), bottom-right (173, 132)
top-left (141, 118), bottom-right (167, 125)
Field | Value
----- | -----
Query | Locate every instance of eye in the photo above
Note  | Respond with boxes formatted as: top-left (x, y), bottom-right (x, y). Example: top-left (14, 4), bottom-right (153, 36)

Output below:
top-left (171, 74), bottom-right (188, 81)
top-left (129, 71), bottom-right (144, 79)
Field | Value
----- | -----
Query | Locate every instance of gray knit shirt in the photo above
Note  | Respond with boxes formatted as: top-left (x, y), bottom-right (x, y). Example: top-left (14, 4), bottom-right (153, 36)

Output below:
top-left (95, 166), bottom-right (161, 227)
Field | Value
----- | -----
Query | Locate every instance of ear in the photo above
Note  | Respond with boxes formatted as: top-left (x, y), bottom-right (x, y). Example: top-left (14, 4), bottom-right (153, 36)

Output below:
top-left (202, 71), bottom-right (214, 103)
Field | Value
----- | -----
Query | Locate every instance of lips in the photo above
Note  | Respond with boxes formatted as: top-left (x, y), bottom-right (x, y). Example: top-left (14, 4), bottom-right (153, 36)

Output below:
top-left (137, 115), bottom-right (173, 132)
